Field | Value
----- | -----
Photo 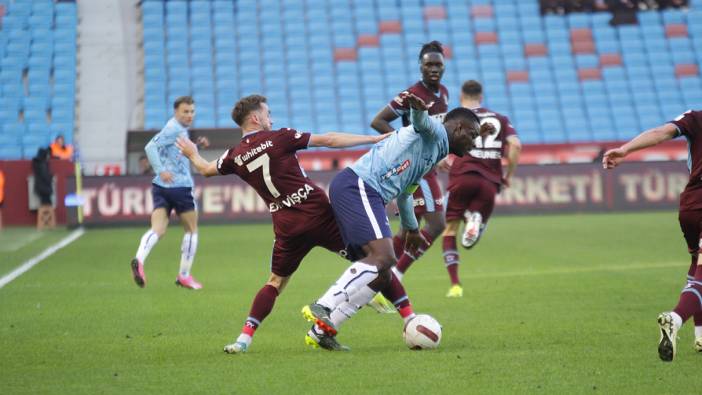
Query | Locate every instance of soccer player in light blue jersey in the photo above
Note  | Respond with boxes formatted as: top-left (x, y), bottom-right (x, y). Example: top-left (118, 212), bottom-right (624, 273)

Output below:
top-left (130, 96), bottom-right (209, 290)
top-left (303, 94), bottom-right (483, 347)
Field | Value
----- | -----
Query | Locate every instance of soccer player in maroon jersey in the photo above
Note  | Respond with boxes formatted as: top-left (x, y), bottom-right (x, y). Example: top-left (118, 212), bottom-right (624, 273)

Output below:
top-left (395, 80), bottom-right (522, 298)
top-left (176, 94), bottom-right (393, 353)
top-left (603, 109), bottom-right (702, 361)
top-left (370, 41), bottom-right (450, 310)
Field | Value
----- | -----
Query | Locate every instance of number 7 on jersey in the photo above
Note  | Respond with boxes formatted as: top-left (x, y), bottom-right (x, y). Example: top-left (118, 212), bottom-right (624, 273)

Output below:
top-left (246, 153), bottom-right (281, 198)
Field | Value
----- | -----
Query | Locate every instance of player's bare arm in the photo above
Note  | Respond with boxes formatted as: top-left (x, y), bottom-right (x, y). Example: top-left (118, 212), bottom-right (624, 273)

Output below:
top-left (602, 123), bottom-right (678, 169)
top-left (370, 106), bottom-right (400, 134)
top-left (195, 136), bottom-right (210, 148)
top-left (503, 135), bottom-right (522, 187)
top-left (176, 137), bottom-right (218, 177)
top-left (404, 93), bottom-right (428, 112)
top-left (308, 132), bottom-right (390, 148)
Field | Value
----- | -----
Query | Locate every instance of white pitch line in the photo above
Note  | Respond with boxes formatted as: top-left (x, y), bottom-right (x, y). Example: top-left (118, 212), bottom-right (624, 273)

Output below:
top-left (0, 228), bottom-right (85, 289)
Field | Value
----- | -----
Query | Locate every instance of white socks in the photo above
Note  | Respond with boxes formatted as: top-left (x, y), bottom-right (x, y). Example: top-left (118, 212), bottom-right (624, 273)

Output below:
top-left (329, 286), bottom-right (377, 328)
top-left (317, 261), bottom-right (379, 310)
top-left (236, 333), bottom-right (252, 346)
top-left (671, 311), bottom-right (683, 329)
top-left (136, 229), bottom-right (159, 263)
top-left (179, 232), bottom-right (198, 277)
top-left (696, 326), bottom-right (702, 339)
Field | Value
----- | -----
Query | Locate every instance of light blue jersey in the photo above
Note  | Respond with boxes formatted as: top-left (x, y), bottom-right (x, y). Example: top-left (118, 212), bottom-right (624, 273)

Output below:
top-left (350, 109), bottom-right (448, 230)
top-left (145, 117), bottom-right (193, 188)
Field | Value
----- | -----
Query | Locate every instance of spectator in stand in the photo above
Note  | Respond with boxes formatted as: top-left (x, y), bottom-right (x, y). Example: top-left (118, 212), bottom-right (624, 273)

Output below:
top-left (138, 154), bottom-right (153, 175)
top-left (50, 135), bottom-right (74, 161)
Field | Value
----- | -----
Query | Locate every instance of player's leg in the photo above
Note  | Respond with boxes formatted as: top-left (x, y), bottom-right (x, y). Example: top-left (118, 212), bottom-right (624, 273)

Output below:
top-left (225, 272), bottom-right (290, 354)
top-left (442, 218), bottom-right (464, 297)
top-left (131, 196), bottom-right (170, 288)
top-left (658, 210), bottom-right (702, 361)
top-left (395, 176), bottom-right (445, 275)
top-left (677, 210), bottom-right (702, 353)
top-left (174, 188), bottom-right (201, 289)
top-left (462, 175), bottom-right (498, 249)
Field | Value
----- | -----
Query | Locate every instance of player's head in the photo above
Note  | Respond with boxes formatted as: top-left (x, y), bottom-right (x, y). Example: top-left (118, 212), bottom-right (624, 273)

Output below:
top-left (231, 94), bottom-right (273, 131)
top-left (418, 40), bottom-right (445, 86)
top-left (443, 107), bottom-right (480, 157)
top-left (461, 80), bottom-right (483, 104)
top-left (173, 96), bottom-right (195, 127)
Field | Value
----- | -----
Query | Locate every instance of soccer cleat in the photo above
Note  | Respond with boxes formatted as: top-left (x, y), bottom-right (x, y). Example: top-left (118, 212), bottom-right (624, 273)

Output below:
top-left (367, 293), bottom-right (397, 314)
top-left (657, 312), bottom-right (679, 362)
top-left (304, 327), bottom-right (350, 351)
top-left (461, 211), bottom-right (483, 249)
top-left (694, 337), bottom-right (702, 353)
top-left (301, 303), bottom-right (337, 335)
top-left (175, 274), bottom-right (203, 290)
top-left (130, 258), bottom-right (146, 288)
top-left (223, 341), bottom-right (248, 354)
top-left (446, 284), bottom-right (463, 298)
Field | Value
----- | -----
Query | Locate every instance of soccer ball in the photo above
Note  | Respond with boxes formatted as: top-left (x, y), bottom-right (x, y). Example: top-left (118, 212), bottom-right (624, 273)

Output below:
top-left (403, 314), bottom-right (442, 350)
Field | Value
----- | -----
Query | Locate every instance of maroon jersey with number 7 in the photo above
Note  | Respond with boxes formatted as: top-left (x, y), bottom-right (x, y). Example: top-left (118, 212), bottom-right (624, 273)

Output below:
top-left (216, 128), bottom-right (333, 238)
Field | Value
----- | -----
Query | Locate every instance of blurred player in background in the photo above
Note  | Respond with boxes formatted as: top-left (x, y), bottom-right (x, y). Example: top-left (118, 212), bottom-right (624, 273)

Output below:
top-left (394, 80), bottom-right (521, 298)
top-left (130, 96), bottom-right (209, 290)
top-left (303, 93), bottom-right (482, 349)
top-left (177, 94), bottom-right (389, 353)
top-left (369, 40), bottom-right (449, 311)
top-left (603, 109), bottom-right (702, 361)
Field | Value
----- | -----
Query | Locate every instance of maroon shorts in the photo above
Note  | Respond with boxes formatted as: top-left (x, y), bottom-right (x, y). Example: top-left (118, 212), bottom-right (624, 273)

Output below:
top-left (271, 210), bottom-right (346, 277)
top-left (678, 209), bottom-right (702, 254)
top-left (445, 172), bottom-right (499, 222)
top-left (413, 171), bottom-right (444, 218)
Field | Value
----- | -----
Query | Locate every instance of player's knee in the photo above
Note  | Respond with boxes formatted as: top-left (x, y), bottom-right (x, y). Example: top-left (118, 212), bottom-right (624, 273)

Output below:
top-left (376, 253), bottom-right (396, 271)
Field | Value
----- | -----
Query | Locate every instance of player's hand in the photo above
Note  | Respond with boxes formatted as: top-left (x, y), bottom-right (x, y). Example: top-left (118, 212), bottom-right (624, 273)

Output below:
top-left (371, 133), bottom-right (392, 144)
top-left (403, 229), bottom-right (427, 256)
top-left (196, 136), bottom-right (210, 148)
top-left (176, 136), bottom-right (198, 158)
top-left (404, 93), bottom-right (428, 111)
top-left (436, 157), bottom-right (452, 172)
top-left (160, 171), bottom-right (174, 183)
top-left (479, 122), bottom-right (495, 138)
top-left (602, 147), bottom-right (627, 169)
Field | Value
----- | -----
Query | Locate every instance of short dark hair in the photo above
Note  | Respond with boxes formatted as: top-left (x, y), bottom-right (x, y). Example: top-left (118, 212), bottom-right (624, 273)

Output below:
top-left (461, 80), bottom-right (483, 97)
top-left (231, 94), bottom-right (267, 126)
top-left (418, 40), bottom-right (444, 62)
top-left (445, 107), bottom-right (480, 126)
top-left (173, 96), bottom-right (194, 109)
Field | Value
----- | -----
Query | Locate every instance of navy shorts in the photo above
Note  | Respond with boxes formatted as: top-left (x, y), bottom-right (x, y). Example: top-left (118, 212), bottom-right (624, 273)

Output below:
top-left (329, 168), bottom-right (392, 261)
top-left (152, 184), bottom-right (196, 215)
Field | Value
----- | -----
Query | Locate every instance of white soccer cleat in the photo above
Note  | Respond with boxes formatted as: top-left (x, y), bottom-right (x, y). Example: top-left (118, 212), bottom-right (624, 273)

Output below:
top-left (461, 211), bottom-right (483, 249)
top-left (657, 312), bottom-right (679, 362)
top-left (694, 337), bottom-right (702, 353)
top-left (223, 341), bottom-right (248, 354)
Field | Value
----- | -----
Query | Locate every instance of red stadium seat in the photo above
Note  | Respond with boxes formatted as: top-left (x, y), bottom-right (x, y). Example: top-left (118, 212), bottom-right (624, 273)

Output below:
top-left (578, 68), bottom-right (602, 80)
top-left (379, 21), bottom-right (402, 34)
top-left (507, 71), bottom-right (530, 83)
top-left (442, 45), bottom-right (453, 59)
top-left (423, 5), bottom-right (446, 20)
top-left (570, 28), bottom-right (593, 42)
top-left (471, 5), bottom-right (493, 18)
top-left (572, 41), bottom-right (596, 54)
top-left (599, 53), bottom-right (622, 67)
top-left (475, 32), bottom-right (498, 45)
top-left (357, 35), bottom-right (379, 47)
top-left (334, 48), bottom-right (357, 61)
top-left (665, 24), bottom-right (688, 37)
top-left (524, 43), bottom-right (548, 57)
top-left (675, 64), bottom-right (700, 77)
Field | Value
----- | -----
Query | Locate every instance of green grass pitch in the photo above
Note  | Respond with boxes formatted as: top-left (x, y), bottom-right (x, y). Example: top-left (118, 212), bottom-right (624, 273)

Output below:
top-left (1, 211), bottom-right (700, 394)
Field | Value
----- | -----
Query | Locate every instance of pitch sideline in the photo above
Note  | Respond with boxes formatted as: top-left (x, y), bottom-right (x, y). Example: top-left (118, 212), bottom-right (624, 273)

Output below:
top-left (0, 228), bottom-right (85, 289)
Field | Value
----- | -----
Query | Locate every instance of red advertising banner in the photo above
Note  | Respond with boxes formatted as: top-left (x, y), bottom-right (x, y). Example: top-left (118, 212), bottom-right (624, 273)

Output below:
top-left (67, 161), bottom-right (690, 226)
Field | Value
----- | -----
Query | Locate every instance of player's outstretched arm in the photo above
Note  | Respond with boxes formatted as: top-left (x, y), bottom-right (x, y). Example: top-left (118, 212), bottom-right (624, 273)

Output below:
top-left (370, 106), bottom-right (399, 134)
top-left (602, 123), bottom-right (678, 169)
top-left (308, 132), bottom-right (390, 149)
top-left (175, 137), bottom-right (219, 177)
top-left (503, 136), bottom-right (522, 186)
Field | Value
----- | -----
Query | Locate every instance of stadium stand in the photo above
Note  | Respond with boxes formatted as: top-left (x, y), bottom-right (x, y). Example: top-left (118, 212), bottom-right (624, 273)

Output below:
top-left (138, 0), bottom-right (701, 145)
top-left (0, 0), bottom-right (77, 159)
